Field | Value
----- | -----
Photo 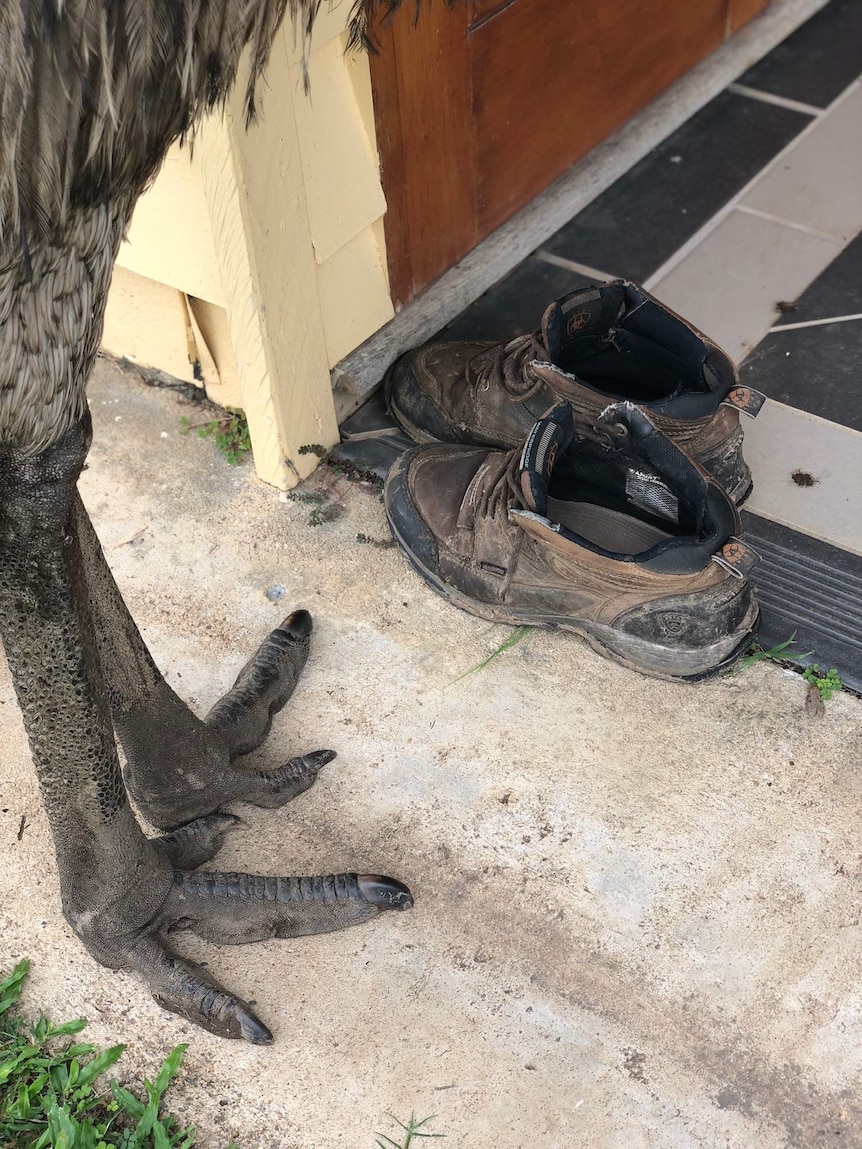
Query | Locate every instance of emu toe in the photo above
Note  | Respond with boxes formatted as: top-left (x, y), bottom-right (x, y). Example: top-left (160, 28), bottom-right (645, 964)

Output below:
top-left (127, 869), bottom-right (414, 1041)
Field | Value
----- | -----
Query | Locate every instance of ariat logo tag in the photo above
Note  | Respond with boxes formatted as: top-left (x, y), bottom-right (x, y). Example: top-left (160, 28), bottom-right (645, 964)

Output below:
top-left (723, 386), bottom-right (766, 418)
top-left (545, 441), bottom-right (559, 475)
top-left (566, 311), bottom-right (590, 336)
top-left (713, 539), bottom-right (759, 578)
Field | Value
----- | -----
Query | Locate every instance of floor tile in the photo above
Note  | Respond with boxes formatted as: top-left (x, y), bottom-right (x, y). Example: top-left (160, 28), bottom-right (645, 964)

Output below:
top-left (740, 317), bottom-right (862, 431)
top-left (648, 209), bottom-right (841, 363)
top-left (541, 91), bottom-right (811, 284)
top-left (741, 83), bottom-right (862, 242)
top-left (737, 0), bottom-right (862, 110)
top-left (339, 388), bottom-right (400, 437)
top-left (742, 510), bottom-right (862, 693)
top-left (772, 230), bottom-right (862, 324)
top-left (329, 430), bottom-right (412, 481)
top-left (333, 389), bottom-right (413, 480)
top-left (739, 400), bottom-right (862, 557)
top-left (440, 257), bottom-right (600, 342)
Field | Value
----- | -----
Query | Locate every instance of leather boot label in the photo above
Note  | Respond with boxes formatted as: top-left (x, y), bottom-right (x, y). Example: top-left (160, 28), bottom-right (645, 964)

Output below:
top-left (714, 539), bottom-right (760, 578)
top-left (722, 386), bottom-right (766, 418)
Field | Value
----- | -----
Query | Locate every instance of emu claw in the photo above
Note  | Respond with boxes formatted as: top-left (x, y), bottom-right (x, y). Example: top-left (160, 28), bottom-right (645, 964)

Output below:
top-left (129, 938), bottom-right (275, 1043)
top-left (121, 609), bottom-right (338, 829)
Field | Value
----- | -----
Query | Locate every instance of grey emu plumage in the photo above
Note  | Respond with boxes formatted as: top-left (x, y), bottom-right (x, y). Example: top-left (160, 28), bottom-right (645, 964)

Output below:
top-left (0, 0), bottom-right (413, 1043)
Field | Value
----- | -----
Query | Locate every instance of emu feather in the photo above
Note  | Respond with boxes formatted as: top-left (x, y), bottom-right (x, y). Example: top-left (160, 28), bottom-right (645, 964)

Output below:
top-left (0, 1), bottom-right (416, 254)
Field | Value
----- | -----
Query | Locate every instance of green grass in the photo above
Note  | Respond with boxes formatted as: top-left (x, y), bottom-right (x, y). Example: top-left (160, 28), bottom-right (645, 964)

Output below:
top-left (736, 634), bottom-right (845, 704)
top-left (0, 960), bottom-right (238, 1149)
top-left (375, 1112), bottom-right (444, 1149)
top-left (736, 631), bottom-right (812, 671)
top-left (452, 625), bottom-right (532, 683)
top-left (2, 961), bottom-right (447, 1149)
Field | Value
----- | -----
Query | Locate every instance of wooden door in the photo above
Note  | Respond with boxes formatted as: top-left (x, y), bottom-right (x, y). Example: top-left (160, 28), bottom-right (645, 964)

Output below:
top-left (370, 0), bottom-right (769, 306)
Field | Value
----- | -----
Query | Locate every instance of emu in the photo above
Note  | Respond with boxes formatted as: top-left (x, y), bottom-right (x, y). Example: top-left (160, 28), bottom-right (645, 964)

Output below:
top-left (0, 0), bottom-right (413, 1044)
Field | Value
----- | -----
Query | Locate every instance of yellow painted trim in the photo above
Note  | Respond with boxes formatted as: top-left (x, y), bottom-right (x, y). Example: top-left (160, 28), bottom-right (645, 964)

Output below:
top-left (186, 298), bottom-right (244, 410)
top-left (293, 35), bottom-right (388, 265)
top-left (198, 37), bottom-right (339, 490)
top-left (103, 14), bottom-right (393, 483)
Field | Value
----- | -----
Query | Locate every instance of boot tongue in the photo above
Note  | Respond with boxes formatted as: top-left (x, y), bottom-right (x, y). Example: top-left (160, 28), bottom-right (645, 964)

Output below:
top-left (517, 403), bottom-right (575, 516)
top-left (541, 284), bottom-right (627, 363)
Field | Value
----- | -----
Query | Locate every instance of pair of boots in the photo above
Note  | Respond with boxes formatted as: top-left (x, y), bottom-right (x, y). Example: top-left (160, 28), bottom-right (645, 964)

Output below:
top-left (382, 280), bottom-right (764, 681)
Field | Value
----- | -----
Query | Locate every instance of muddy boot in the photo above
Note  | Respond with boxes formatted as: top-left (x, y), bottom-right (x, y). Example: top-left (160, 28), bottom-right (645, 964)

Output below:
top-left (385, 280), bottom-right (763, 505)
top-left (384, 401), bottom-right (760, 681)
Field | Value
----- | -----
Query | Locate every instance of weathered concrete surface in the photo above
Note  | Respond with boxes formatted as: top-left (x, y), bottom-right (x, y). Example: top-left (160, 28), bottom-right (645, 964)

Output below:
top-left (0, 357), bottom-right (860, 1149)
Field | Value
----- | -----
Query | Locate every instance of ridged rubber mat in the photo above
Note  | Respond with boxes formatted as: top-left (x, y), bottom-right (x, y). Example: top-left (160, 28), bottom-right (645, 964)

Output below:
top-left (742, 511), bottom-right (862, 692)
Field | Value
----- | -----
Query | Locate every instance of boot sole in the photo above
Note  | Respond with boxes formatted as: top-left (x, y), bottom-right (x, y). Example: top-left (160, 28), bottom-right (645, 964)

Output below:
top-left (386, 505), bottom-right (760, 683)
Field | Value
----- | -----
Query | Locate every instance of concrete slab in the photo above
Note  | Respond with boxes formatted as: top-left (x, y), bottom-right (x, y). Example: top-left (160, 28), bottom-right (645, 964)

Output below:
top-left (1, 357), bottom-right (860, 1149)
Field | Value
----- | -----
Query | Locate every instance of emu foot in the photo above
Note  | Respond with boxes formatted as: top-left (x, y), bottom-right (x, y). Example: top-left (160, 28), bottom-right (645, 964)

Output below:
top-left (88, 841), bottom-right (412, 1042)
top-left (147, 869), bottom-right (412, 1042)
top-left (121, 610), bottom-right (335, 830)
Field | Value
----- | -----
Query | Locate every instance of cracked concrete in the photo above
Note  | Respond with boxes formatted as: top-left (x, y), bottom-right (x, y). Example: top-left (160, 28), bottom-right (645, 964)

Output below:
top-left (0, 357), bottom-right (860, 1148)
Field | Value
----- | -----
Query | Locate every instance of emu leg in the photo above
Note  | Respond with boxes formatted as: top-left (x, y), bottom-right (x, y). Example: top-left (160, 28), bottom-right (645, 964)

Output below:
top-left (75, 494), bottom-right (334, 829)
top-left (0, 415), bottom-right (411, 1042)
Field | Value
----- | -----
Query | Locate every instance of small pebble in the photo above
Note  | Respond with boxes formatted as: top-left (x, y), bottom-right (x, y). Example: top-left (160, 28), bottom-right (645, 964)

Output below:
top-left (266, 585), bottom-right (286, 602)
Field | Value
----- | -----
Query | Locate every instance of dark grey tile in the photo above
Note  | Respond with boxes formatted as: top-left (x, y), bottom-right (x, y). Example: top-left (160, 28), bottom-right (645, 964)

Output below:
top-left (329, 430), bottom-right (413, 482)
top-left (739, 319), bottom-right (862, 432)
top-left (339, 389), bottom-right (398, 436)
top-left (334, 386), bottom-right (413, 478)
top-left (738, 0), bottom-right (862, 109)
top-left (773, 232), bottom-right (862, 325)
top-left (742, 510), bottom-right (862, 693)
top-left (440, 257), bottom-right (600, 343)
top-left (541, 91), bottom-right (811, 283)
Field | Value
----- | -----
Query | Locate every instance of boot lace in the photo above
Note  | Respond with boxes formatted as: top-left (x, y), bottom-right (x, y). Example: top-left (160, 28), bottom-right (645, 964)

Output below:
top-left (476, 448), bottom-right (527, 522)
top-left (469, 332), bottom-right (547, 400)
top-left (476, 421), bottom-right (629, 523)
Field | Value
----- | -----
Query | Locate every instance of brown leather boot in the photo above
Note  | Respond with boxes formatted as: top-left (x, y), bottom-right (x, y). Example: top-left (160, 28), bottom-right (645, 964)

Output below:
top-left (384, 401), bottom-right (759, 681)
top-left (385, 280), bottom-right (762, 505)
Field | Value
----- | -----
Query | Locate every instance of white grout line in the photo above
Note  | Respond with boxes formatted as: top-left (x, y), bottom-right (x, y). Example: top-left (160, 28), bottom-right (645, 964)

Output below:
top-left (769, 312), bottom-right (862, 332)
top-left (735, 203), bottom-right (848, 243)
top-left (534, 251), bottom-right (615, 282)
top-left (728, 82), bottom-right (825, 118)
top-left (643, 78), bottom-right (862, 291)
